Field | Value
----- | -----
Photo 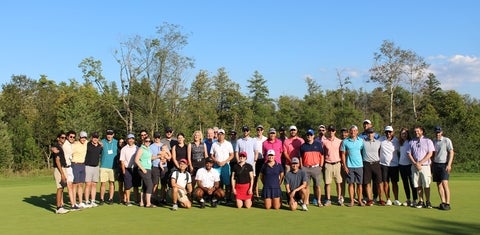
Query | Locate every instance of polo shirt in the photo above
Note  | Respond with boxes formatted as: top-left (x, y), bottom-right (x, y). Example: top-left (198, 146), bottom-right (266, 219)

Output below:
top-left (100, 138), bottom-right (118, 169)
top-left (72, 141), bottom-right (87, 163)
top-left (235, 136), bottom-right (257, 165)
top-left (433, 136), bottom-right (453, 163)
top-left (283, 136), bottom-right (305, 164)
top-left (299, 141), bottom-right (323, 166)
top-left (362, 138), bottom-right (381, 162)
top-left (210, 140), bottom-right (234, 162)
top-left (284, 169), bottom-right (307, 190)
top-left (407, 136), bottom-right (434, 164)
top-left (262, 138), bottom-right (283, 164)
top-left (84, 141), bottom-right (103, 166)
top-left (341, 137), bottom-right (364, 168)
top-left (195, 167), bottom-right (220, 188)
top-left (120, 144), bottom-right (138, 168)
top-left (379, 136), bottom-right (400, 166)
top-left (322, 137), bottom-right (342, 163)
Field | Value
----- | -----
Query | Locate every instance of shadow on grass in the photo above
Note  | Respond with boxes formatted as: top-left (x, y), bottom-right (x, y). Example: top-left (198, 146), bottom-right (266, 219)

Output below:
top-left (389, 216), bottom-right (480, 235)
top-left (22, 193), bottom-right (56, 212)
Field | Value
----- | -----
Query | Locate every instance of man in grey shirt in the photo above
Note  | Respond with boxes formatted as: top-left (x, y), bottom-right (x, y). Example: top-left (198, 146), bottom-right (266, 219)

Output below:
top-left (362, 128), bottom-right (385, 206)
top-left (433, 126), bottom-right (454, 210)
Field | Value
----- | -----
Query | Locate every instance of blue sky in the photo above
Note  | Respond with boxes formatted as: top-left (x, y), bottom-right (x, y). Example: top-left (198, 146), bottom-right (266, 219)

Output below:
top-left (1, 0), bottom-right (479, 99)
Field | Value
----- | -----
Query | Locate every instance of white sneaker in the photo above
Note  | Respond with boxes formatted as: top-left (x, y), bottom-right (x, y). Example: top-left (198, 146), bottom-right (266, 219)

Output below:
top-left (394, 200), bottom-right (402, 206)
top-left (90, 201), bottom-right (98, 207)
top-left (56, 207), bottom-right (69, 214)
top-left (301, 204), bottom-right (308, 211)
top-left (172, 204), bottom-right (178, 211)
top-left (78, 202), bottom-right (87, 208)
top-left (386, 199), bottom-right (392, 206)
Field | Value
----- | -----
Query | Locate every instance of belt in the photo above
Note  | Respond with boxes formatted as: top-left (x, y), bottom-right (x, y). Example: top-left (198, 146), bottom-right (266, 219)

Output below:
top-left (304, 164), bottom-right (319, 168)
top-left (64, 165), bottom-right (71, 168)
top-left (326, 162), bottom-right (340, 165)
top-left (71, 162), bottom-right (84, 164)
top-left (364, 161), bottom-right (379, 165)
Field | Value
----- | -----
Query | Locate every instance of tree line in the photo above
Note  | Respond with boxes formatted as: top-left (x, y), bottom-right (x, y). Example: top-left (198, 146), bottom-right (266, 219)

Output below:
top-left (0, 23), bottom-right (478, 173)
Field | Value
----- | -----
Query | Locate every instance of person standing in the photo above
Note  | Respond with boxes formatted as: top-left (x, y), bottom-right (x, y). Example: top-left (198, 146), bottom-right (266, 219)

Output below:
top-left (115, 138), bottom-right (126, 204)
top-left (63, 130), bottom-right (77, 210)
top-left (262, 128), bottom-right (283, 165)
top-left (253, 125), bottom-right (267, 199)
top-left (259, 150), bottom-right (284, 209)
top-left (315, 125), bottom-right (327, 143)
top-left (299, 129), bottom-right (324, 207)
top-left (433, 126), bottom-right (454, 210)
top-left (99, 129), bottom-right (118, 205)
top-left (362, 128), bottom-right (385, 206)
top-left (84, 132), bottom-right (102, 207)
top-left (322, 125), bottom-right (343, 206)
top-left (231, 152), bottom-right (254, 208)
top-left (398, 128), bottom-right (417, 207)
top-left (172, 133), bottom-right (188, 170)
top-left (135, 137), bottom-right (155, 208)
top-left (120, 134), bottom-right (138, 206)
top-left (150, 131), bottom-right (163, 205)
top-left (283, 125), bottom-right (304, 173)
top-left (204, 128), bottom-right (216, 155)
top-left (210, 129), bottom-right (234, 203)
top-left (235, 126), bottom-right (258, 174)
top-left (284, 157), bottom-right (308, 211)
top-left (170, 159), bottom-right (193, 210)
top-left (379, 126), bottom-right (401, 206)
top-left (341, 125), bottom-right (365, 207)
top-left (188, 130), bottom-right (208, 189)
top-left (52, 132), bottom-right (69, 214)
top-left (407, 126), bottom-right (435, 209)
top-left (71, 131), bottom-right (88, 208)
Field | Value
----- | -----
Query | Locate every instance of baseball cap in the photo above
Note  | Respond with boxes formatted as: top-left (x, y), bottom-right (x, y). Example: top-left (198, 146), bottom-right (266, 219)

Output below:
top-left (267, 149), bottom-right (275, 156)
top-left (91, 132), bottom-right (99, 138)
top-left (153, 131), bottom-right (161, 138)
top-left (279, 126), bottom-right (286, 131)
top-left (306, 129), bottom-right (315, 136)
top-left (218, 129), bottom-right (225, 134)
top-left (328, 125), bottom-right (336, 131)
top-left (241, 126), bottom-right (250, 132)
top-left (239, 151), bottom-right (247, 158)
top-left (363, 119), bottom-right (372, 124)
top-left (384, 126), bottom-right (394, 132)
top-left (268, 128), bottom-right (276, 134)
top-left (179, 159), bottom-right (188, 164)
top-left (434, 126), bottom-right (442, 133)
top-left (291, 157), bottom-right (300, 164)
top-left (256, 125), bottom-right (264, 130)
top-left (318, 125), bottom-right (326, 129)
top-left (127, 133), bottom-right (135, 139)
top-left (206, 157), bottom-right (214, 163)
top-left (289, 125), bottom-right (297, 131)
top-left (79, 131), bottom-right (88, 138)
top-left (106, 129), bottom-right (114, 135)
top-left (230, 130), bottom-right (237, 135)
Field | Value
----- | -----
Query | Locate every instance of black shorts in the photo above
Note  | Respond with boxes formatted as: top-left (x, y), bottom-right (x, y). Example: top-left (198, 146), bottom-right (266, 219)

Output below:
top-left (363, 161), bottom-right (381, 184)
top-left (380, 165), bottom-right (399, 183)
top-left (432, 163), bottom-right (449, 182)
top-left (132, 167), bottom-right (142, 187)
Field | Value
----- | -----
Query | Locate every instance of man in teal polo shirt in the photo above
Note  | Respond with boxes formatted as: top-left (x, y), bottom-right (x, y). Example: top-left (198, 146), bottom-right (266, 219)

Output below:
top-left (99, 129), bottom-right (118, 205)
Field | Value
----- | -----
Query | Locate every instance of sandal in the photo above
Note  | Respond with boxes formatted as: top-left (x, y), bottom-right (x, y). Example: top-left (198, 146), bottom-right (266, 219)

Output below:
top-left (146, 204), bottom-right (156, 208)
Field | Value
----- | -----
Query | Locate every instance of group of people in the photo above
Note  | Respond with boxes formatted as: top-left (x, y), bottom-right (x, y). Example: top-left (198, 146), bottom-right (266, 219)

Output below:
top-left (51, 121), bottom-right (454, 214)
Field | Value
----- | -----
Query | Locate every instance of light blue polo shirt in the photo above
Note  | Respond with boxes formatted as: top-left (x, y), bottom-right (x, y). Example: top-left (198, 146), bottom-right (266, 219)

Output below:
top-left (341, 137), bottom-right (364, 168)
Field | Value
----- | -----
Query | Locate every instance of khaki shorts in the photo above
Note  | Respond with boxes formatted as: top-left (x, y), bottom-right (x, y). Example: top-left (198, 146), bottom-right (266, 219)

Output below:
top-left (65, 167), bottom-right (74, 183)
top-left (412, 165), bottom-right (431, 188)
top-left (54, 168), bottom-right (63, 189)
top-left (324, 162), bottom-right (342, 184)
top-left (100, 168), bottom-right (115, 182)
top-left (168, 188), bottom-right (189, 203)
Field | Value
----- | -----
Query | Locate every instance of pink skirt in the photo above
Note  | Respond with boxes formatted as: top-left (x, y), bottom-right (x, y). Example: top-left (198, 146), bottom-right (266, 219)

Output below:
top-left (235, 183), bottom-right (252, 200)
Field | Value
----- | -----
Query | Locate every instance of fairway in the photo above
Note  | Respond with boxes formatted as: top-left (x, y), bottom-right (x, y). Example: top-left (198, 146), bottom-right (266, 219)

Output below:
top-left (1, 174), bottom-right (479, 235)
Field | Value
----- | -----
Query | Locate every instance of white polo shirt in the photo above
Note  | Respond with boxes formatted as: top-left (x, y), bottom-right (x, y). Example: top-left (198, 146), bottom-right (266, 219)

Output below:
top-left (195, 167), bottom-right (220, 188)
top-left (210, 140), bottom-right (233, 162)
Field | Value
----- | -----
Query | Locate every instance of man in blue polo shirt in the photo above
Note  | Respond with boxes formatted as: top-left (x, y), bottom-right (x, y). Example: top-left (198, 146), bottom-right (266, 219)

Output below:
top-left (99, 129), bottom-right (118, 205)
top-left (341, 125), bottom-right (365, 207)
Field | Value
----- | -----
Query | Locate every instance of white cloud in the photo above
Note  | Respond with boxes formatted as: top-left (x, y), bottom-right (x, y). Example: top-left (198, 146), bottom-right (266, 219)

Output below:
top-left (427, 54), bottom-right (480, 97)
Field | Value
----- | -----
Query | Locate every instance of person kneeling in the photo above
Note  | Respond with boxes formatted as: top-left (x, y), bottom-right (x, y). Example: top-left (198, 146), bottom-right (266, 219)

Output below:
top-left (193, 157), bottom-right (225, 208)
top-left (170, 159), bottom-right (192, 210)
top-left (284, 158), bottom-right (308, 211)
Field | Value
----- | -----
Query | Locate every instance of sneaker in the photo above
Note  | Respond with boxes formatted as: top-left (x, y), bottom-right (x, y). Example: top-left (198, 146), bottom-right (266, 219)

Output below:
top-left (125, 202), bottom-right (132, 207)
top-left (394, 200), bottom-right (402, 206)
top-left (385, 199), bottom-right (392, 206)
top-left (379, 200), bottom-right (386, 206)
top-left (298, 199), bottom-right (304, 205)
top-left (425, 201), bottom-right (432, 209)
top-left (78, 202), bottom-right (88, 208)
top-left (90, 201), bottom-right (98, 207)
top-left (403, 200), bottom-right (410, 207)
top-left (324, 200), bottom-right (332, 206)
top-left (444, 203), bottom-right (451, 210)
top-left (172, 204), bottom-right (178, 211)
top-left (338, 197), bottom-right (344, 206)
top-left (312, 198), bottom-right (318, 206)
top-left (199, 199), bottom-right (205, 208)
top-left (301, 204), bottom-right (308, 211)
top-left (211, 199), bottom-right (218, 208)
top-left (55, 207), bottom-right (69, 214)
top-left (416, 201), bottom-right (424, 209)
top-left (70, 205), bottom-right (80, 211)
top-left (366, 200), bottom-right (374, 206)
top-left (107, 199), bottom-right (114, 205)
top-left (98, 200), bottom-right (105, 205)
top-left (411, 200), bottom-right (417, 208)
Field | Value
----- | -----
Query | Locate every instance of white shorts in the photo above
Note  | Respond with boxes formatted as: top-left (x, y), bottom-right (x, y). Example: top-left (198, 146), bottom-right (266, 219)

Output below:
top-left (412, 165), bottom-right (431, 188)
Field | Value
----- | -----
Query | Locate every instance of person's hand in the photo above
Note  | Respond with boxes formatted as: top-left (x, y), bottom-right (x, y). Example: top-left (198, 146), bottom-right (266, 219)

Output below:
top-left (248, 188), bottom-right (253, 195)
top-left (343, 166), bottom-right (349, 174)
top-left (415, 162), bottom-right (422, 171)
top-left (446, 165), bottom-right (452, 174)
top-left (142, 169), bottom-right (147, 174)
top-left (232, 188), bottom-right (237, 195)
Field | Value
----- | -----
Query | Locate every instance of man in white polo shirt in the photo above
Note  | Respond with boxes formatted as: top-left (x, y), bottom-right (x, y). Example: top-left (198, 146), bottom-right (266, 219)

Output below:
top-left (193, 157), bottom-right (225, 208)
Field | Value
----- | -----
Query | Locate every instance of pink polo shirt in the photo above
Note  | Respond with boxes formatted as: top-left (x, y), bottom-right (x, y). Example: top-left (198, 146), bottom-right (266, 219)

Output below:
top-left (322, 136), bottom-right (342, 163)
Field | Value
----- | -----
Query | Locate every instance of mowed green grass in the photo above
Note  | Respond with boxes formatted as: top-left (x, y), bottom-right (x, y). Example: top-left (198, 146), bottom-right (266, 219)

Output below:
top-left (1, 174), bottom-right (479, 235)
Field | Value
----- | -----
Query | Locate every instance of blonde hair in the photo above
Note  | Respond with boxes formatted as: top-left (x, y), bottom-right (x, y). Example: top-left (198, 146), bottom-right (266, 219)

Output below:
top-left (193, 130), bottom-right (203, 141)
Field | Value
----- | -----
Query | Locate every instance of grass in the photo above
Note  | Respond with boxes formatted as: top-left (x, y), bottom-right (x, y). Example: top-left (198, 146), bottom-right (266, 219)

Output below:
top-left (1, 174), bottom-right (479, 235)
